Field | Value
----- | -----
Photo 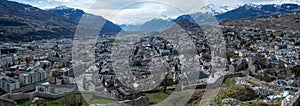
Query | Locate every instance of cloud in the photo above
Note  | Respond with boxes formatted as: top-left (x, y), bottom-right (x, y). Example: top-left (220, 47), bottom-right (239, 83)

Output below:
top-left (86, 0), bottom-right (208, 24)
top-left (8, 0), bottom-right (300, 24)
top-left (88, 2), bottom-right (189, 25)
top-left (9, 0), bottom-right (95, 9)
top-left (9, 0), bottom-right (208, 24)
top-left (54, 0), bottom-right (71, 2)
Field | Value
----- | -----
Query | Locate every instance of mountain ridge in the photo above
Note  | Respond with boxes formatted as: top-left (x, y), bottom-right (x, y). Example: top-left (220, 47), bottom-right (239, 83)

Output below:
top-left (0, 0), bottom-right (123, 41)
top-left (47, 6), bottom-right (122, 34)
top-left (0, 0), bottom-right (76, 41)
top-left (216, 3), bottom-right (300, 21)
top-left (122, 3), bottom-right (300, 32)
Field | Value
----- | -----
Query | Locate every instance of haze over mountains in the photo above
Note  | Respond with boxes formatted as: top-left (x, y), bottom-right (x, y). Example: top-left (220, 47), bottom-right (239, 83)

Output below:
top-left (1, 0), bottom-right (300, 41)
top-left (123, 3), bottom-right (300, 32)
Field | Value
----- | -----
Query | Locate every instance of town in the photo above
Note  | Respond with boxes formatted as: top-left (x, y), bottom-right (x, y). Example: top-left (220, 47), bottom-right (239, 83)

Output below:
top-left (0, 18), bottom-right (299, 105)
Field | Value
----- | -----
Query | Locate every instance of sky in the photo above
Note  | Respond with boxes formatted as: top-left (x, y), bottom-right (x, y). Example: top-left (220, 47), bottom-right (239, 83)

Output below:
top-left (9, 0), bottom-right (300, 25)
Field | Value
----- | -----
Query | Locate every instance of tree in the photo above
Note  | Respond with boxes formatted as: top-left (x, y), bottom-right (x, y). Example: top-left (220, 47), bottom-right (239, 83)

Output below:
top-left (55, 52), bottom-right (60, 57)
top-left (25, 58), bottom-right (30, 64)
top-left (161, 73), bottom-right (170, 93)
top-left (42, 64), bottom-right (47, 70)
top-left (160, 76), bottom-right (179, 93)
top-left (295, 42), bottom-right (300, 46)
top-left (133, 60), bottom-right (143, 66)
top-left (79, 94), bottom-right (84, 106)
top-left (292, 65), bottom-right (300, 77)
top-left (159, 64), bottom-right (179, 93)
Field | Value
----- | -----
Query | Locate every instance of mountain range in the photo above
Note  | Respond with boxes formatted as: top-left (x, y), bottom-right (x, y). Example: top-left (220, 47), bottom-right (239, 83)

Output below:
top-left (216, 3), bottom-right (300, 21)
top-left (47, 6), bottom-right (122, 34)
top-left (0, 0), bottom-right (121, 41)
top-left (44, 3), bottom-right (300, 33)
top-left (0, 0), bottom-right (76, 41)
top-left (122, 3), bottom-right (300, 32)
top-left (1, 0), bottom-right (300, 41)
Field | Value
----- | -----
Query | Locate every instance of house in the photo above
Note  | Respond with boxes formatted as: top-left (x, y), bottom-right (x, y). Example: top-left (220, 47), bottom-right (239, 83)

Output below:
top-left (19, 68), bottom-right (47, 85)
top-left (159, 49), bottom-right (171, 56)
top-left (229, 59), bottom-right (248, 72)
top-left (0, 76), bottom-right (20, 93)
top-left (36, 82), bottom-right (52, 93)
top-left (51, 68), bottom-right (70, 77)
top-left (0, 55), bottom-right (13, 67)
top-left (38, 60), bottom-right (52, 68)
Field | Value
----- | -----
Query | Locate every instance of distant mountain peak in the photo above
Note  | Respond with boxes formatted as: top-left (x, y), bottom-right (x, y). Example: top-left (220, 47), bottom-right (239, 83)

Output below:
top-left (52, 5), bottom-right (73, 10)
top-left (199, 3), bottom-right (241, 15)
top-left (47, 6), bottom-right (122, 34)
top-left (216, 3), bottom-right (300, 21)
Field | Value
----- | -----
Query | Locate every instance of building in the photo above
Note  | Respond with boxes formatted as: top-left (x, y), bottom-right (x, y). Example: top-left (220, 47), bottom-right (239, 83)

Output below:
top-left (1, 48), bottom-right (17, 54)
top-left (38, 60), bottom-right (52, 68)
top-left (0, 56), bottom-right (13, 67)
top-left (229, 58), bottom-right (248, 72)
top-left (51, 68), bottom-right (70, 77)
top-left (36, 82), bottom-right (76, 94)
top-left (36, 82), bottom-right (52, 93)
top-left (159, 49), bottom-right (171, 56)
top-left (19, 68), bottom-right (47, 85)
top-left (0, 76), bottom-right (20, 93)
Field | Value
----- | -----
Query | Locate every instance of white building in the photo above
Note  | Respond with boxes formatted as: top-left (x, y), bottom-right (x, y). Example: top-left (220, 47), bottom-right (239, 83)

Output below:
top-left (0, 55), bottom-right (13, 67)
top-left (19, 68), bottom-right (47, 85)
top-left (0, 76), bottom-right (20, 93)
top-left (36, 82), bottom-right (52, 93)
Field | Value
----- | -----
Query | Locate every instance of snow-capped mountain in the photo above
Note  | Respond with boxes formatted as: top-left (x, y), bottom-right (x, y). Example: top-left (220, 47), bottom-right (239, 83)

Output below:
top-left (203, 0), bottom-right (300, 15)
top-left (122, 3), bottom-right (300, 32)
top-left (47, 6), bottom-right (85, 23)
top-left (201, 3), bottom-right (241, 15)
top-left (216, 3), bottom-right (300, 21)
top-left (51, 5), bottom-right (73, 10)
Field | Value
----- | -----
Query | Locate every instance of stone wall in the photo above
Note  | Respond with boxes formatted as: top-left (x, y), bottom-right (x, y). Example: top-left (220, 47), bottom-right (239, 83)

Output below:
top-left (0, 91), bottom-right (120, 106)
top-left (0, 93), bottom-right (32, 101)
top-left (118, 96), bottom-right (149, 106)
top-left (0, 98), bottom-right (17, 106)
top-left (12, 80), bottom-right (47, 93)
top-left (183, 72), bottom-right (245, 90)
top-left (0, 91), bottom-right (80, 101)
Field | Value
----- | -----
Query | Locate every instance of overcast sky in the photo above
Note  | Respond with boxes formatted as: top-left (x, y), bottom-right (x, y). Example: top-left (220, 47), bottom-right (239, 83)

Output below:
top-left (9, 0), bottom-right (300, 24)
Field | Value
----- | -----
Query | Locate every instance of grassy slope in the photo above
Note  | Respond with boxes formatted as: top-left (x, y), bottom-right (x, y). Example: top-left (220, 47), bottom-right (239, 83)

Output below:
top-left (17, 93), bottom-right (115, 106)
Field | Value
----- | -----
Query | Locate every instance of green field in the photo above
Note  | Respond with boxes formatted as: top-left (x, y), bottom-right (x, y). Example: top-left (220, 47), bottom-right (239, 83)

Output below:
top-left (17, 93), bottom-right (116, 106)
top-left (143, 88), bottom-right (204, 105)
top-left (91, 99), bottom-right (115, 104)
